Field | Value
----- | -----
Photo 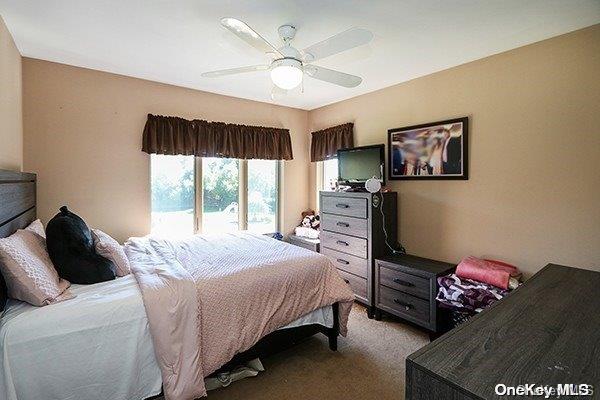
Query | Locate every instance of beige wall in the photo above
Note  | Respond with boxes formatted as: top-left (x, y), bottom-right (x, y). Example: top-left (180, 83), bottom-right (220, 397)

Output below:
top-left (309, 25), bottom-right (600, 276)
top-left (0, 15), bottom-right (22, 171)
top-left (21, 25), bottom-right (600, 275)
top-left (23, 59), bottom-right (310, 242)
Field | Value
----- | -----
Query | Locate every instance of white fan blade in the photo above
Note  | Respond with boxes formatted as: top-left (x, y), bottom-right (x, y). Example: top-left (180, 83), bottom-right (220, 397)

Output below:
top-left (201, 65), bottom-right (269, 78)
top-left (304, 65), bottom-right (362, 88)
top-left (303, 28), bottom-right (373, 62)
top-left (221, 18), bottom-right (283, 57)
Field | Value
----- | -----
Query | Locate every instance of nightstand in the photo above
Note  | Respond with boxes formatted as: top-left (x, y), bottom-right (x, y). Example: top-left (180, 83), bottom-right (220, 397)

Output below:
top-left (375, 254), bottom-right (455, 332)
top-left (288, 234), bottom-right (320, 252)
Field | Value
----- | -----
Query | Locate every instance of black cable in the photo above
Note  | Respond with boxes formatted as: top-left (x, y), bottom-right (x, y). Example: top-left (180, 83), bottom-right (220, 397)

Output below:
top-left (379, 192), bottom-right (406, 255)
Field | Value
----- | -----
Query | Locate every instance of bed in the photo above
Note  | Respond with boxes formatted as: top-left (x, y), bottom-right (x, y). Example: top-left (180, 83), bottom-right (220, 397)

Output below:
top-left (0, 275), bottom-right (335, 400)
top-left (0, 170), bottom-right (353, 400)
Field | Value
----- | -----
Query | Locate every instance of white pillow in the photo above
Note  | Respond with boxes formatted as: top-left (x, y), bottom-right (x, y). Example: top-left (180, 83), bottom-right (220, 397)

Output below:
top-left (91, 229), bottom-right (131, 277)
top-left (0, 229), bottom-right (73, 306)
top-left (25, 219), bottom-right (46, 238)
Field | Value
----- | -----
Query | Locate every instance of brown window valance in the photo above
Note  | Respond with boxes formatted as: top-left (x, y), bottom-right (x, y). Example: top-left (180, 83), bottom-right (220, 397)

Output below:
top-left (142, 114), bottom-right (293, 160)
top-left (310, 123), bottom-right (354, 162)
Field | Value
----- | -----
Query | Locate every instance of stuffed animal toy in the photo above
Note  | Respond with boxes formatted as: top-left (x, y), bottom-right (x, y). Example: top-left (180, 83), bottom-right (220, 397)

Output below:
top-left (301, 214), bottom-right (320, 230)
top-left (300, 210), bottom-right (315, 219)
top-left (46, 206), bottom-right (116, 284)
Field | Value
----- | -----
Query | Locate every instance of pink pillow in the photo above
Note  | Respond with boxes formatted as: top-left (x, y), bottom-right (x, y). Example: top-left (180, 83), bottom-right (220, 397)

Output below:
top-left (456, 256), bottom-right (510, 289)
top-left (25, 219), bottom-right (46, 238)
top-left (0, 229), bottom-right (73, 306)
top-left (91, 229), bottom-right (131, 277)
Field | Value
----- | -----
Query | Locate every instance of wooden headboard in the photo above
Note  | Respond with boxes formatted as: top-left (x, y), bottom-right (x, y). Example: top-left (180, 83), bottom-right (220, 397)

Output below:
top-left (0, 170), bottom-right (37, 239)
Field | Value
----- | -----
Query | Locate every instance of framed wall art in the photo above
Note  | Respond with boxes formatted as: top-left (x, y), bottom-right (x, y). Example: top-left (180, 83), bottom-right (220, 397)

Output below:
top-left (388, 117), bottom-right (468, 180)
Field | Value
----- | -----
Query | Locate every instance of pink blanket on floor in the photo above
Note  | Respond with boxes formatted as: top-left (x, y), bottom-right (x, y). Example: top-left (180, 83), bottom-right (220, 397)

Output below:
top-left (125, 232), bottom-right (354, 400)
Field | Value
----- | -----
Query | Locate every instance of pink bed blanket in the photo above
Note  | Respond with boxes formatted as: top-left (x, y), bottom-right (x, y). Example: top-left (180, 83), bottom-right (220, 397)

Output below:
top-left (125, 232), bottom-right (354, 400)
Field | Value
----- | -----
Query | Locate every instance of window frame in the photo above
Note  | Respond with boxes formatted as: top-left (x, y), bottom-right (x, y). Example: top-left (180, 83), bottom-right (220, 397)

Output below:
top-left (152, 155), bottom-right (281, 235)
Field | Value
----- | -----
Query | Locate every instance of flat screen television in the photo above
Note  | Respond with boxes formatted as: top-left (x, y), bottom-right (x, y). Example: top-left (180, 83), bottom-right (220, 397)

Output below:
top-left (337, 144), bottom-right (385, 187)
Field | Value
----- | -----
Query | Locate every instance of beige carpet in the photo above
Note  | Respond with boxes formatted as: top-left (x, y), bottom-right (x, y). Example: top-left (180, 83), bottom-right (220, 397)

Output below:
top-left (190, 304), bottom-right (429, 400)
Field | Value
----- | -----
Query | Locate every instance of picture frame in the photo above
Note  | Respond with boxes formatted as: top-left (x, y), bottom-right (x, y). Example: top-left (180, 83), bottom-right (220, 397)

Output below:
top-left (388, 117), bottom-right (468, 180)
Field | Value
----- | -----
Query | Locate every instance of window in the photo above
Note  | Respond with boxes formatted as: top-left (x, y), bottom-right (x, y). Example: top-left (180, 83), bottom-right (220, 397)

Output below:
top-left (322, 158), bottom-right (338, 191)
top-left (247, 159), bottom-right (278, 233)
top-left (151, 155), bottom-right (195, 237)
top-left (202, 158), bottom-right (240, 233)
top-left (151, 155), bottom-right (279, 235)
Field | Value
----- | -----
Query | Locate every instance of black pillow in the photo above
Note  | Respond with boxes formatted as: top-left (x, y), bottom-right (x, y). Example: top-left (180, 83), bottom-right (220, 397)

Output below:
top-left (46, 206), bottom-right (116, 284)
top-left (0, 271), bottom-right (7, 314)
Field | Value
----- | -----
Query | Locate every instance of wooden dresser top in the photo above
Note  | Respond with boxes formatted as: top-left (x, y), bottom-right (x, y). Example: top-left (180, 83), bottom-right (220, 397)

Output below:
top-left (377, 254), bottom-right (455, 277)
top-left (408, 264), bottom-right (600, 399)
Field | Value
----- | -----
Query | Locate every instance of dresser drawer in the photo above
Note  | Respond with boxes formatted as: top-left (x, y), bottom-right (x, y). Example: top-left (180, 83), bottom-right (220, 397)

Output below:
top-left (321, 213), bottom-right (368, 238)
top-left (321, 196), bottom-right (367, 218)
top-left (321, 231), bottom-right (367, 259)
top-left (322, 247), bottom-right (369, 278)
top-left (377, 286), bottom-right (430, 326)
top-left (378, 265), bottom-right (430, 300)
top-left (337, 269), bottom-right (368, 302)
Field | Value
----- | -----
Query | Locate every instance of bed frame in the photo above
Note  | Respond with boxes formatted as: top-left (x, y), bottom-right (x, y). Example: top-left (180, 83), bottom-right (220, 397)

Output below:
top-left (215, 302), bottom-right (339, 373)
top-left (0, 170), bottom-right (37, 239)
top-left (0, 169), bottom-right (340, 395)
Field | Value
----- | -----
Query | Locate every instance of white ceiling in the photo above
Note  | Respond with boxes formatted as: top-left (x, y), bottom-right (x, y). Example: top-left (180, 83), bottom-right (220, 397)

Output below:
top-left (1, 0), bottom-right (599, 110)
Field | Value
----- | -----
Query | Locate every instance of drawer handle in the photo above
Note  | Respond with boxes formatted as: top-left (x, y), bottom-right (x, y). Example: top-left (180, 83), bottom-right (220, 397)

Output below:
top-left (336, 258), bottom-right (350, 265)
top-left (393, 278), bottom-right (414, 287)
top-left (393, 299), bottom-right (413, 311)
top-left (336, 221), bottom-right (350, 227)
top-left (336, 240), bottom-right (349, 246)
top-left (335, 203), bottom-right (350, 208)
top-left (343, 279), bottom-right (350, 284)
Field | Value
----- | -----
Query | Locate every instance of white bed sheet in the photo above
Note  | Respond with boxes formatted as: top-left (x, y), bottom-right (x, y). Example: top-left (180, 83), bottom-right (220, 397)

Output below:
top-left (0, 275), bottom-right (333, 400)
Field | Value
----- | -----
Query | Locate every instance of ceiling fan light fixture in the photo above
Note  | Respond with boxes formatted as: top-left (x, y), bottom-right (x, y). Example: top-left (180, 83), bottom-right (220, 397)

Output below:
top-left (270, 59), bottom-right (303, 90)
top-left (205, 19), bottom-right (371, 93)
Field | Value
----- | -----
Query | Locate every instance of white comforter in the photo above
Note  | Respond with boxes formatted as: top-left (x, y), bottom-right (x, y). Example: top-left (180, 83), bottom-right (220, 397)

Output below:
top-left (0, 276), bottom-right (162, 400)
top-left (0, 275), bottom-right (334, 400)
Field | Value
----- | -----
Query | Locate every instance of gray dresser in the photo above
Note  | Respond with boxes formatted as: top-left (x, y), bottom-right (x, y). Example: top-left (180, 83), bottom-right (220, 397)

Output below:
top-left (319, 190), bottom-right (397, 317)
top-left (406, 264), bottom-right (600, 399)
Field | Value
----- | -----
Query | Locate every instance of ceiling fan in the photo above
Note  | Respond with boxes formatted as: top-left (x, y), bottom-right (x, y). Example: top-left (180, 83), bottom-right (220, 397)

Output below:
top-left (202, 18), bottom-right (373, 93)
